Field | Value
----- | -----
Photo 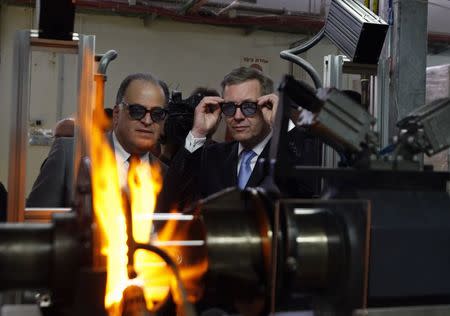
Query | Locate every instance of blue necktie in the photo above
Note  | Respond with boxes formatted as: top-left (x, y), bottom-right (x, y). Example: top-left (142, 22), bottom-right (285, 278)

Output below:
top-left (237, 150), bottom-right (257, 189)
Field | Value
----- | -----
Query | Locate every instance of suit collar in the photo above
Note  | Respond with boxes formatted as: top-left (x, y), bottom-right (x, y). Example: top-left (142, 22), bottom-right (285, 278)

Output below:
top-left (111, 131), bottom-right (153, 164)
top-left (237, 130), bottom-right (272, 157)
top-left (112, 131), bottom-right (130, 165)
top-left (246, 139), bottom-right (271, 187)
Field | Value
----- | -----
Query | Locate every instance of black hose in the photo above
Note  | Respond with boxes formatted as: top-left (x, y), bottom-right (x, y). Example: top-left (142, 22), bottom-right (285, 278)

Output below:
top-left (135, 242), bottom-right (198, 316)
top-left (282, 75), bottom-right (323, 113)
top-left (280, 27), bottom-right (325, 89)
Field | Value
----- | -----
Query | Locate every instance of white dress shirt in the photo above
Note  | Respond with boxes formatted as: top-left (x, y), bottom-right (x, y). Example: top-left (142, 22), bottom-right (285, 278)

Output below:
top-left (112, 131), bottom-right (149, 188)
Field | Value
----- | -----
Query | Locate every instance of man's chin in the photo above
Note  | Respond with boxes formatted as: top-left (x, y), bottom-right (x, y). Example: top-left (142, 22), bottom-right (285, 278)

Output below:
top-left (134, 141), bottom-right (156, 153)
top-left (135, 133), bottom-right (156, 142)
top-left (232, 133), bottom-right (251, 143)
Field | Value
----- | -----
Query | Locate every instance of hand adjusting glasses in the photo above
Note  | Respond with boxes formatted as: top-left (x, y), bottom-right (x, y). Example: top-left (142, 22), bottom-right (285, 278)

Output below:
top-left (121, 101), bottom-right (168, 122)
top-left (220, 101), bottom-right (259, 117)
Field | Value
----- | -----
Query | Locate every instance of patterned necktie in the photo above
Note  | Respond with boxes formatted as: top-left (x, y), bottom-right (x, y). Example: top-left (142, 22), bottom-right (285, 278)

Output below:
top-left (237, 150), bottom-right (257, 189)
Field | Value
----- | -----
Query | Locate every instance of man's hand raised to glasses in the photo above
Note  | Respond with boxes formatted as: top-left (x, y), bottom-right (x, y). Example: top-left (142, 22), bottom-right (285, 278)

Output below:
top-left (191, 96), bottom-right (223, 138)
top-left (258, 93), bottom-right (278, 128)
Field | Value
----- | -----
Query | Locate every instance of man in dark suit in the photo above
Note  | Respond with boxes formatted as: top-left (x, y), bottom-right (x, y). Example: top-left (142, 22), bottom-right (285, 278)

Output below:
top-left (27, 73), bottom-right (168, 207)
top-left (159, 67), bottom-right (320, 211)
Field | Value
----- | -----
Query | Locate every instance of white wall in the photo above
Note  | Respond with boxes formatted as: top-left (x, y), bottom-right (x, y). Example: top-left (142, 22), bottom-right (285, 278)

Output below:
top-left (0, 4), bottom-right (339, 194)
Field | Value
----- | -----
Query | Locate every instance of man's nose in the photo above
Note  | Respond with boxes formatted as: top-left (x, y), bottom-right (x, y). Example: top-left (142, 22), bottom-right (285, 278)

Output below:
top-left (141, 112), bottom-right (153, 125)
top-left (233, 107), bottom-right (245, 120)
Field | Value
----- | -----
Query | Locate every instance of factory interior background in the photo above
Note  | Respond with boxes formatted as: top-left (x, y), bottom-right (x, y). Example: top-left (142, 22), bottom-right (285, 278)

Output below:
top-left (0, 0), bottom-right (449, 194)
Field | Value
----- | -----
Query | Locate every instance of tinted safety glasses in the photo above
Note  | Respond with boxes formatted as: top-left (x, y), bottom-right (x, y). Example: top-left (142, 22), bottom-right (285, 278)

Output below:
top-left (122, 102), bottom-right (168, 122)
top-left (220, 101), bottom-right (258, 117)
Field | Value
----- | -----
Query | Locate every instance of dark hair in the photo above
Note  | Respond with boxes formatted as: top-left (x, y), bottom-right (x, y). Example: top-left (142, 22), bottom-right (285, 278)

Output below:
top-left (221, 67), bottom-right (274, 96)
top-left (159, 80), bottom-right (170, 102)
top-left (115, 73), bottom-right (167, 105)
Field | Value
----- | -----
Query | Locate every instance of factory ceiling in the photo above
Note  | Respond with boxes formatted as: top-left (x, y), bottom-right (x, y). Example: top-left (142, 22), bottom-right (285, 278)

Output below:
top-left (5, 0), bottom-right (450, 48)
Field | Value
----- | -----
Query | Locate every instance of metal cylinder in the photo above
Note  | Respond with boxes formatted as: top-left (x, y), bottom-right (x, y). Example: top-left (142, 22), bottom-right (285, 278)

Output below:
top-left (0, 223), bottom-right (53, 290)
top-left (203, 208), bottom-right (266, 282)
top-left (199, 189), bottom-right (348, 305)
top-left (284, 207), bottom-right (345, 292)
top-left (0, 212), bottom-right (83, 305)
top-left (201, 189), bottom-right (272, 300)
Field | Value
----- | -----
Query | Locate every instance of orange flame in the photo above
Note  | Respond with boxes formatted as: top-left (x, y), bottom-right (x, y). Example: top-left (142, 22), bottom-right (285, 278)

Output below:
top-left (89, 94), bottom-right (207, 315)
top-left (128, 159), bottom-right (162, 244)
top-left (90, 116), bottom-right (128, 316)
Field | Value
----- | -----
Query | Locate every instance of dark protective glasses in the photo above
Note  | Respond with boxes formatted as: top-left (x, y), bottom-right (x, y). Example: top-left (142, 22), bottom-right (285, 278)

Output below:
top-left (220, 101), bottom-right (258, 117)
top-left (122, 102), bottom-right (168, 122)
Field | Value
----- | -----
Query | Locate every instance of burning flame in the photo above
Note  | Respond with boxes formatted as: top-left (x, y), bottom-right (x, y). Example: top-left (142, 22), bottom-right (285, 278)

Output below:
top-left (90, 111), bottom-right (128, 315)
top-left (88, 94), bottom-right (207, 315)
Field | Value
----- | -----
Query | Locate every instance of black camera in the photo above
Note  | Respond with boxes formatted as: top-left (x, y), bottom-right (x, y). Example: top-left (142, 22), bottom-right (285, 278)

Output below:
top-left (169, 91), bottom-right (204, 112)
top-left (162, 91), bottom-right (204, 146)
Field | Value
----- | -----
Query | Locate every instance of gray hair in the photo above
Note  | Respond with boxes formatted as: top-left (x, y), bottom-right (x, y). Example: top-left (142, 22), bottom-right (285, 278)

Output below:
top-left (115, 73), bottom-right (168, 105)
top-left (220, 67), bottom-right (274, 96)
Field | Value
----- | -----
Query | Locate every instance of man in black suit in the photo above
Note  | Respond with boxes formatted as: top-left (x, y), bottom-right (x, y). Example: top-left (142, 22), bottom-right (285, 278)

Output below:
top-left (159, 67), bottom-right (320, 211)
top-left (27, 73), bottom-right (168, 207)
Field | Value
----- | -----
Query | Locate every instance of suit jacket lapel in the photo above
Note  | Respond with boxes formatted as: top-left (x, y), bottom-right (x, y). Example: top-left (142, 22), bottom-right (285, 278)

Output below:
top-left (246, 139), bottom-right (271, 187)
top-left (108, 131), bottom-right (169, 180)
top-left (106, 131), bottom-right (115, 151)
top-left (225, 142), bottom-right (239, 187)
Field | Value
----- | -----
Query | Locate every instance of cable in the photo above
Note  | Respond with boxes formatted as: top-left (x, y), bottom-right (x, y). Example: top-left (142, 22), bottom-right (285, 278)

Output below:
top-left (123, 196), bottom-right (196, 316)
top-left (135, 242), bottom-right (198, 316)
top-left (280, 27), bottom-right (325, 89)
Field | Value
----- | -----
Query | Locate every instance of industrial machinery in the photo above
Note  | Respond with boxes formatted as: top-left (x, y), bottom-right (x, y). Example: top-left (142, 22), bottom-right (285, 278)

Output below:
top-left (2, 74), bottom-right (450, 316)
top-left (194, 75), bottom-right (450, 315)
top-left (2, 1), bottom-right (450, 316)
top-left (249, 75), bottom-right (450, 315)
top-left (280, 0), bottom-right (389, 89)
top-left (324, 0), bottom-right (389, 64)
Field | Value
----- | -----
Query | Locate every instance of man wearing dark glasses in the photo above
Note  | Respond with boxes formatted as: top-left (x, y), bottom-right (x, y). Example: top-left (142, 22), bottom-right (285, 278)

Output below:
top-left (110, 73), bottom-right (169, 188)
top-left (159, 67), bottom-right (320, 211)
top-left (27, 73), bottom-right (168, 207)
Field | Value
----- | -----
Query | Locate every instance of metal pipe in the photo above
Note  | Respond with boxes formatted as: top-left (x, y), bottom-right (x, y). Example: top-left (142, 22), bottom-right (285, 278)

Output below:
top-left (34, 0), bottom-right (40, 29)
top-left (96, 49), bottom-right (117, 75)
top-left (0, 222), bottom-right (53, 290)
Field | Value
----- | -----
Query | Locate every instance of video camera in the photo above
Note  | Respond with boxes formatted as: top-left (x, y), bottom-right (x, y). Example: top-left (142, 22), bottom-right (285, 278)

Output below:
top-left (169, 91), bottom-right (204, 113)
top-left (163, 91), bottom-right (204, 146)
